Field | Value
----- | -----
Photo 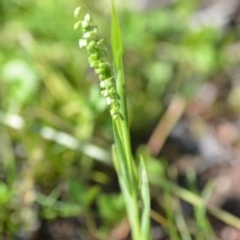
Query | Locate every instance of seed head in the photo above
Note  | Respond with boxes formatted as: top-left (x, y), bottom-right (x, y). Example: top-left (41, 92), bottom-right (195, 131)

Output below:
top-left (74, 7), bottom-right (121, 120)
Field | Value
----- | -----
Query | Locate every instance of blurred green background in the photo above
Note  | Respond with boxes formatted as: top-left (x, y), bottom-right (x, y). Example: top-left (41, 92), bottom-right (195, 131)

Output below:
top-left (1, 0), bottom-right (240, 239)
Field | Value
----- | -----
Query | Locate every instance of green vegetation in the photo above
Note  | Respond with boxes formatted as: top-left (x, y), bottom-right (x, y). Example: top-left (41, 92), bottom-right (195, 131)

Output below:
top-left (1, 0), bottom-right (240, 239)
top-left (74, 4), bottom-right (151, 239)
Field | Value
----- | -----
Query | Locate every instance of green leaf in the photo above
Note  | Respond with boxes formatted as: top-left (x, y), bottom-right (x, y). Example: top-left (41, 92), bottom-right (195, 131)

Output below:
top-left (69, 179), bottom-right (85, 205)
top-left (111, 0), bottom-right (123, 72)
top-left (97, 193), bottom-right (125, 226)
top-left (139, 156), bottom-right (151, 240)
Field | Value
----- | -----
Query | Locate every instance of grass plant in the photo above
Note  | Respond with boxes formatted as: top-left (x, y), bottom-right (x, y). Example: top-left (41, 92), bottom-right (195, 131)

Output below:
top-left (74, 2), bottom-right (151, 240)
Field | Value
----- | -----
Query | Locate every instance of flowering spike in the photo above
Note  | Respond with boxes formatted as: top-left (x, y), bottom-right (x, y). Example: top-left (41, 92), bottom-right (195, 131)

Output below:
top-left (73, 20), bottom-right (81, 30)
top-left (74, 6), bottom-right (82, 18)
top-left (84, 13), bottom-right (91, 22)
top-left (74, 6), bottom-right (120, 120)
top-left (79, 38), bottom-right (87, 48)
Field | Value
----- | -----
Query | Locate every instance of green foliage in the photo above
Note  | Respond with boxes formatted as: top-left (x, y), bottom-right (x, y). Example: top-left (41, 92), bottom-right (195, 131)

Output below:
top-left (0, 0), bottom-right (240, 239)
